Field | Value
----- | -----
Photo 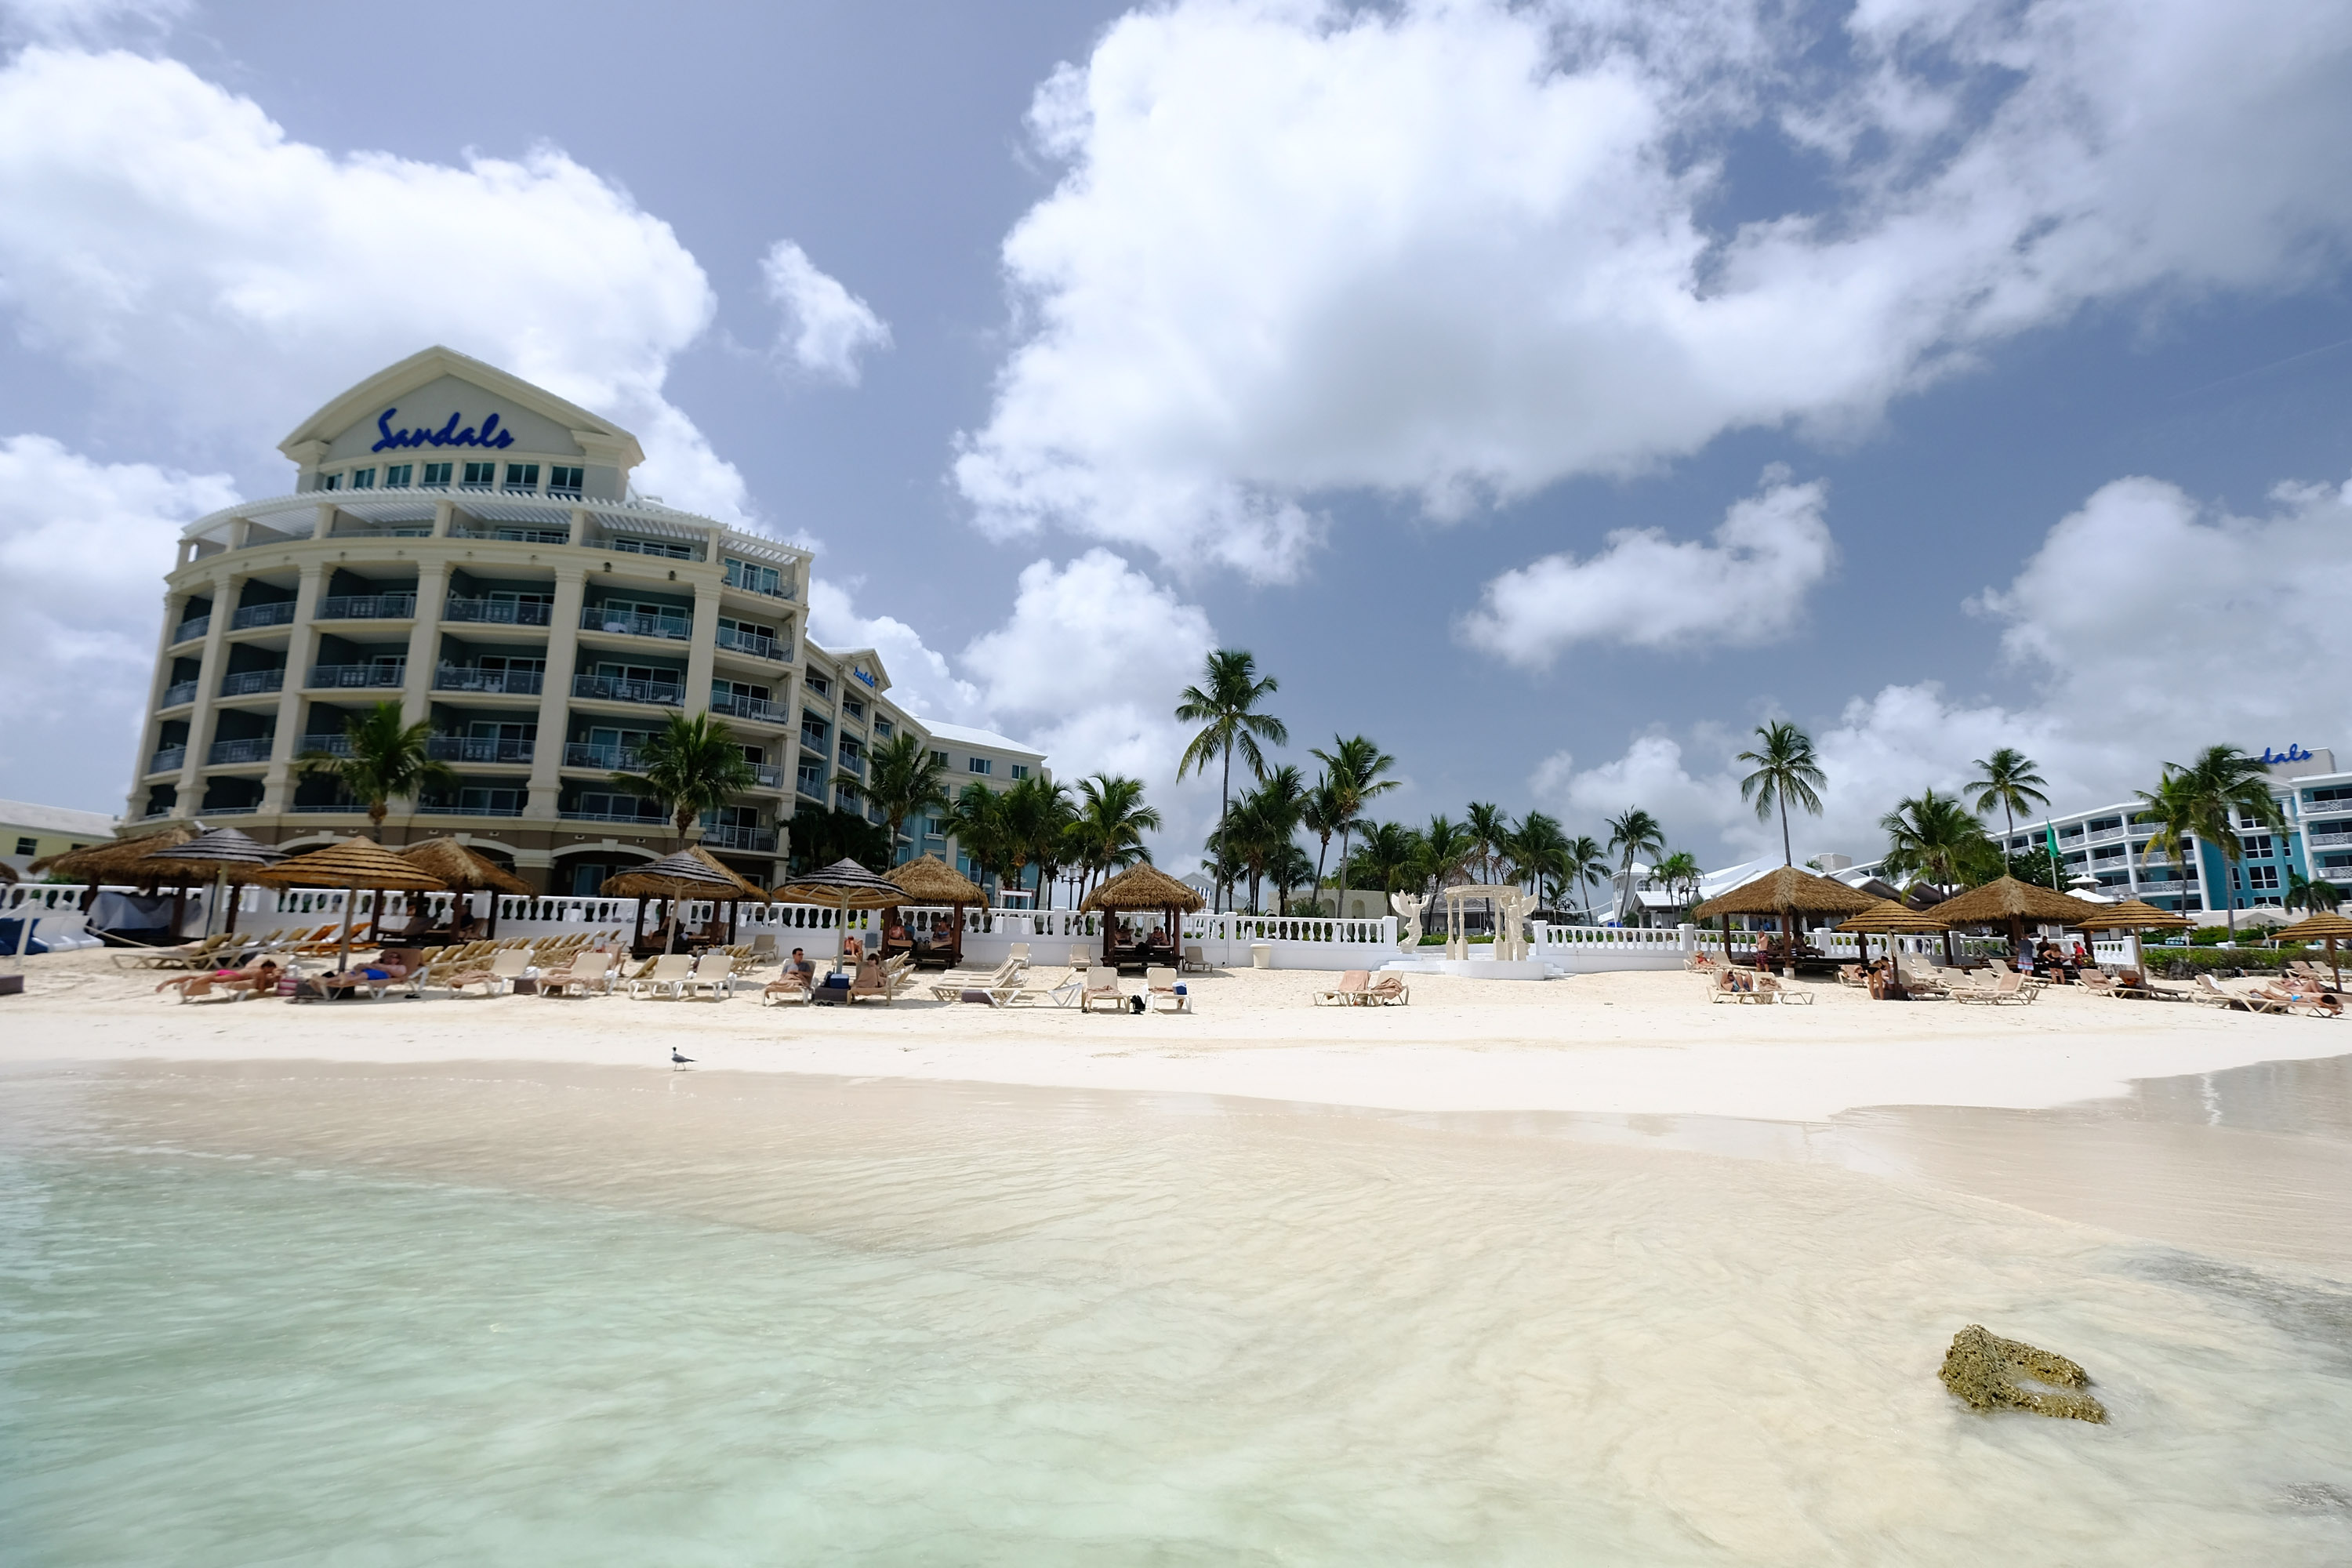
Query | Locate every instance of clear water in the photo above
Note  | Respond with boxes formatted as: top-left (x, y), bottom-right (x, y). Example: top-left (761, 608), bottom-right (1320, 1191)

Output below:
top-left (2, 1062), bottom-right (2349, 1565)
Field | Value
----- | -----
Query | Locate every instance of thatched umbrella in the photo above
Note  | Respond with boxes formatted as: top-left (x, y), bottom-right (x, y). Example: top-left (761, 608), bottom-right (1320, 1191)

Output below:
top-left (602, 851), bottom-right (746, 955)
top-left (1835, 898), bottom-right (1949, 970)
top-left (253, 837), bottom-right (448, 974)
top-left (2073, 898), bottom-right (2193, 975)
top-left (1693, 866), bottom-right (1878, 970)
top-left (133, 827), bottom-right (284, 937)
top-left (2274, 909), bottom-right (2352, 989)
top-left (774, 858), bottom-right (905, 971)
top-left (1927, 875), bottom-right (2108, 960)
top-left (401, 837), bottom-right (531, 938)
top-left (1080, 862), bottom-right (1205, 966)
top-left (888, 853), bottom-right (983, 966)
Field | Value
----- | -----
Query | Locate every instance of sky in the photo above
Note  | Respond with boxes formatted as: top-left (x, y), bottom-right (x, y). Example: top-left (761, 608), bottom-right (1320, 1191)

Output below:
top-left (2, 0), bottom-right (2349, 874)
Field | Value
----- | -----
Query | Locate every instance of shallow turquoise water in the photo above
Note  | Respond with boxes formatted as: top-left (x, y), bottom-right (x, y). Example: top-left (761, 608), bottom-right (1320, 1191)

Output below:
top-left (2, 1063), bottom-right (2349, 1564)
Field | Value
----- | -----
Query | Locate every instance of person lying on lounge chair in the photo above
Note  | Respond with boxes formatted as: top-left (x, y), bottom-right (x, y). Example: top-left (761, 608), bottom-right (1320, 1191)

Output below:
top-left (156, 958), bottom-right (283, 1003)
top-left (319, 949), bottom-right (424, 998)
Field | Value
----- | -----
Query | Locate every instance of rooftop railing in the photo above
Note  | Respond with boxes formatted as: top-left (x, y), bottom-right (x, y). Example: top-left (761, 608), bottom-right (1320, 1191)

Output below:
top-left (160, 680), bottom-right (198, 708)
top-left (443, 597), bottom-right (552, 626)
top-left (147, 746), bottom-right (187, 775)
top-left (231, 601), bottom-right (299, 630)
top-left (318, 593), bottom-right (416, 621)
top-left (220, 669), bottom-right (285, 697)
top-left (434, 665), bottom-right (543, 695)
top-left (572, 673), bottom-right (683, 707)
top-left (307, 662), bottom-right (406, 689)
top-left (172, 615), bottom-right (211, 644)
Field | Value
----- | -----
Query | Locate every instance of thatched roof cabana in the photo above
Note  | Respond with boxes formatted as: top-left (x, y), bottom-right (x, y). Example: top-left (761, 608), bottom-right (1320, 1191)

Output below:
top-left (602, 850), bottom-right (756, 954)
top-left (31, 822), bottom-right (199, 883)
top-left (1836, 898), bottom-right (1950, 933)
top-left (888, 853), bottom-right (982, 906)
top-left (1928, 876), bottom-right (2105, 929)
top-left (133, 827), bottom-right (285, 936)
top-left (1080, 863), bottom-right (1206, 913)
top-left (2276, 909), bottom-right (2352, 989)
top-left (401, 837), bottom-right (532, 897)
top-left (2071, 898), bottom-right (2192, 933)
top-left (1692, 866), bottom-right (1879, 921)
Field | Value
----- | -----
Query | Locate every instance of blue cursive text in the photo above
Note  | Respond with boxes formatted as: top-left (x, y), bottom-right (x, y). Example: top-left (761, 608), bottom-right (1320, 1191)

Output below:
top-left (371, 407), bottom-right (517, 453)
top-left (2260, 744), bottom-right (2316, 764)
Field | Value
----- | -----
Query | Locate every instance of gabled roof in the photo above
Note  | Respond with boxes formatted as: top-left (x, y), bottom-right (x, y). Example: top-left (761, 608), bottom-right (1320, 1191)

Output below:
top-left (278, 345), bottom-right (644, 467)
top-left (921, 720), bottom-right (1044, 759)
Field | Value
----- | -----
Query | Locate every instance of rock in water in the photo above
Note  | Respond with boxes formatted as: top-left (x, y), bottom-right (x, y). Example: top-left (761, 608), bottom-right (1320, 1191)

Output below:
top-left (1939, 1324), bottom-right (2108, 1422)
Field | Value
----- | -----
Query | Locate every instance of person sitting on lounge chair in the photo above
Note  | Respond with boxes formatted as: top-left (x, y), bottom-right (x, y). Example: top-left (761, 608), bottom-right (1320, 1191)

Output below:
top-left (157, 958), bottom-right (283, 1003)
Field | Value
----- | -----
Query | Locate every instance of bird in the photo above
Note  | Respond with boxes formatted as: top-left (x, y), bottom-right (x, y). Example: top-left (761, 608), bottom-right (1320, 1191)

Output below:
top-left (670, 1047), bottom-right (693, 1071)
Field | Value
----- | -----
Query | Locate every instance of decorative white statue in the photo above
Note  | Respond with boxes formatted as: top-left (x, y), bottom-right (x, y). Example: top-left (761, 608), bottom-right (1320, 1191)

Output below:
top-left (1390, 891), bottom-right (1427, 951)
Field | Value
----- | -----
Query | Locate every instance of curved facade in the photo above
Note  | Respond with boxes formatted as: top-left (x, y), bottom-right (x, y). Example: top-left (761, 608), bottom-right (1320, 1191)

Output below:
top-left (128, 346), bottom-right (1044, 894)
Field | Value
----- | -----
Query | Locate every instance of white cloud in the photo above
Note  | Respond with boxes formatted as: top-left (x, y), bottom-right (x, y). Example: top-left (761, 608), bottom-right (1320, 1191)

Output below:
top-left (759, 239), bottom-right (891, 385)
top-left (1534, 472), bottom-right (2352, 866)
top-left (1461, 469), bottom-right (1832, 663)
top-left (0, 47), bottom-right (743, 517)
top-left (0, 0), bottom-right (181, 45)
top-left (0, 433), bottom-right (234, 805)
top-left (956, 0), bottom-right (2352, 579)
top-left (806, 578), bottom-right (988, 730)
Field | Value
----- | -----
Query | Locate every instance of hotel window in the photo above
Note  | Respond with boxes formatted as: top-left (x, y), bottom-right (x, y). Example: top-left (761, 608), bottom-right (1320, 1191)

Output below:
top-left (797, 762), bottom-right (825, 795)
top-left (873, 719), bottom-right (892, 739)
top-left (548, 465), bottom-right (584, 496)
top-left (420, 462), bottom-right (452, 488)
top-left (806, 673), bottom-right (830, 696)
top-left (383, 464), bottom-right (412, 488)
top-left (967, 757), bottom-right (992, 775)
top-left (2249, 865), bottom-right (2280, 890)
top-left (350, 467), bottom-right (376, 490)
top-left (1011, 764), bottom-right (1029, 780)
top-left (929, 749), bottom-right (948, 767)
top-left (924, 817), bottom-right (945, 840)
top-left (13, 836), bottom-right (34, 856)
top-left (611, 536), bottom-right (694, 560)
top-left (843, 698), bottom-right (865, 720)
top-left (461, 462), bottom-right (496, 490)
top-left (317, 472), bottom-right (341, 491)
top-left (724, 557), bottom-right (783, 596)
top-left (2245, 835), bottom-right (2274, 858)
top-left (503, 463), bottom-right (540, 492)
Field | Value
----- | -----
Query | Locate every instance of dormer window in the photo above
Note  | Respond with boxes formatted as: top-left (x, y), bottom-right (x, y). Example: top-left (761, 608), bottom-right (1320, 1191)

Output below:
top-left (549, 465), bottom-right (583, 496)
top-left (350, 467), bottom-right (376, 490)
top-left (461, 462), bottom-right (495, 490)
top-left (503, 463), bottom-right (540, 493)
top-left (383, 464), bottom-right (412, 488)
top-left (420, 462), bottom-right (452, 488)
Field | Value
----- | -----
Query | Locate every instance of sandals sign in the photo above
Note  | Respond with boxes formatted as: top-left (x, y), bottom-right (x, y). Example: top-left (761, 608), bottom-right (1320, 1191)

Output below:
top-left (370, 407), bottom-right (518, 452)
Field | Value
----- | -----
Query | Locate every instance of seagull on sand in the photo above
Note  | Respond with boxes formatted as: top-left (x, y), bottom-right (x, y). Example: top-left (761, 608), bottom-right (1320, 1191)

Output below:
top-left (670, 1047), bottom-right (693, 1072)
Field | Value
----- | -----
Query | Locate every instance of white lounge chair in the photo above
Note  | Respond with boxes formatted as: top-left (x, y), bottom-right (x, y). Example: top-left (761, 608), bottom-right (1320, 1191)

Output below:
top-left (1316, 970), bottom-right (1370, 1006)
top-left (629, 953), bottom-right (695, 1000)
top-left (1145, 965), bottom-right (1187, 1013)
top-left (681, 953), bottom-right (735, 1001)
top-left (1080, 974), bottom-right (1129, 1013)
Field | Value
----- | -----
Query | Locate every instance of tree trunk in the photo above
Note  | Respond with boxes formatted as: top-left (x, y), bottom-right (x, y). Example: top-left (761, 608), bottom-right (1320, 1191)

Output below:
top-left (1780, 798), bottom-right (1791, 866)
top-left (1218, 742), bottom-right (1233, 913)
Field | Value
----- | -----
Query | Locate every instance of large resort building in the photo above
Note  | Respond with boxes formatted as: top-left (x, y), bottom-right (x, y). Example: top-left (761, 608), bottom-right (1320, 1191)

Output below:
top-left (128, 347), bottom-right (1044, 895)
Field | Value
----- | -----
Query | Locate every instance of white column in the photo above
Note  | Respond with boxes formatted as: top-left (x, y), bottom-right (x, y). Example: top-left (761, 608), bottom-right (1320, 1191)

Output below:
top-left (257, 562), bottom-right (328, 814)
top-left (400, 560), bottom-right (450, 728)
top-left (684, 579), bottom-right (720, 717)
top-left (125, 582), bottom-right (191, 820)
top-left (525, 567), bottom-right (588, 819)
top-left (172, 568), bottom-right (241, 818)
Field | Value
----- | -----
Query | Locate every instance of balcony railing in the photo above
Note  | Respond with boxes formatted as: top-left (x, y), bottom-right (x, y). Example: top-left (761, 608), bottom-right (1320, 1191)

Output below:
top-left (220, 669), bottom-right (285, 697)
top-left (200, 805), bottom-right (260, 816)
top-left (710, 691), bottom-right (786, 724)
top-left (443, 597), bottom-right (553, 626)
top-left (559, 805), bottom-right (668, 826)
top-left (160, 679), bottom-right (198, 708)
top-left (426, 735), bottom-right (535, 764)
top-left (563, 742), bottom-right (649, 772)
top-left (148, 746), bottom-right (187, 775)
top-left (291, 802), bottom-right (362, 813)
top-left (699, 823), bottom-right (779, 852)
top-left (298, 734), bottom-right (353, 758)
top-left (307, 662), bottom-right (406, 689)
top-left (2308, 826), bottom-right (2352, 847)
top-left (2084, 826), bottom-right (2127, 845)
top-left (835, 749), bottom-right (866, 776)
top-left (172, 615), bottom-right (211, 644)
top-left (231, 601), bottom-right (299, 630)
top-left (752, 764), bottom-right (785, 789)
top-left (434, 666), bottom-right (543, 695)
top-left (714, 626), bottom-right (791, 662)
top-left (206, 737), bottom-right (275, 766)
top-left (318, 593), bottom-right (417, 621)
top-left (581, 605), bottom-right (691, 641)
top-left (572, 673), bottom-right (683, 707)
top-left (417, 799), bottom-right (526, 818)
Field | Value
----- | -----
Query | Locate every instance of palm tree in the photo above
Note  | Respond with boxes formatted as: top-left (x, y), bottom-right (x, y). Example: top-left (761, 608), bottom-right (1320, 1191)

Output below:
top-left (1605, 808), bottom-right (1664, 924)
top-left (1007, 775), bottom-right (1076, 907)
top-left (1565, 834), bottom-right (1609, 923)
top-left (1653, 851), bottom-right (1704, 914)
top-left (1345, 821), bottom-right (1424, 902)
top-left (1301, 776), bottom-right (1345, 909)
top-left (1965, 747), bottom-right (2052, 869)
top-left (1463, 800), bottom-right (1511, 884)
top-left (2143, 745), bottom-right (2285, 935)
top-left (1269, 843), bottom-right (1317, 915)
top-left (1737, 720), bottom-right (1825, 866)
top-left (1220, 765), bottom-right (1306, 913)
top-left (790, 805), bottom-right (891, 873)
top-left (1175, 650), bottom-right (1287, 911)
top-left (945, 782), bottom-right (1009, 899)
top-left (296, 699), bottom-right (457, 833)
top-left (1511, 812), bottom-right (1570, 912)
top-left (2133, 770), bottom-right (2202, 915)
top-left (2285, 869), bottom-right (2345, 913)
top-left (1308, 735), bottom-right (1397, 929)
top-left (1070, 774), bottom-right (1160, 900)
top-left (1416, 814), bottom-right (1472, 897)
top-left (603, 710), bottom-right (760, 847)
top-left (1879, 789), bottom-right (1989, 893)
top-left (865, 732), bottom-right (950, 866)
